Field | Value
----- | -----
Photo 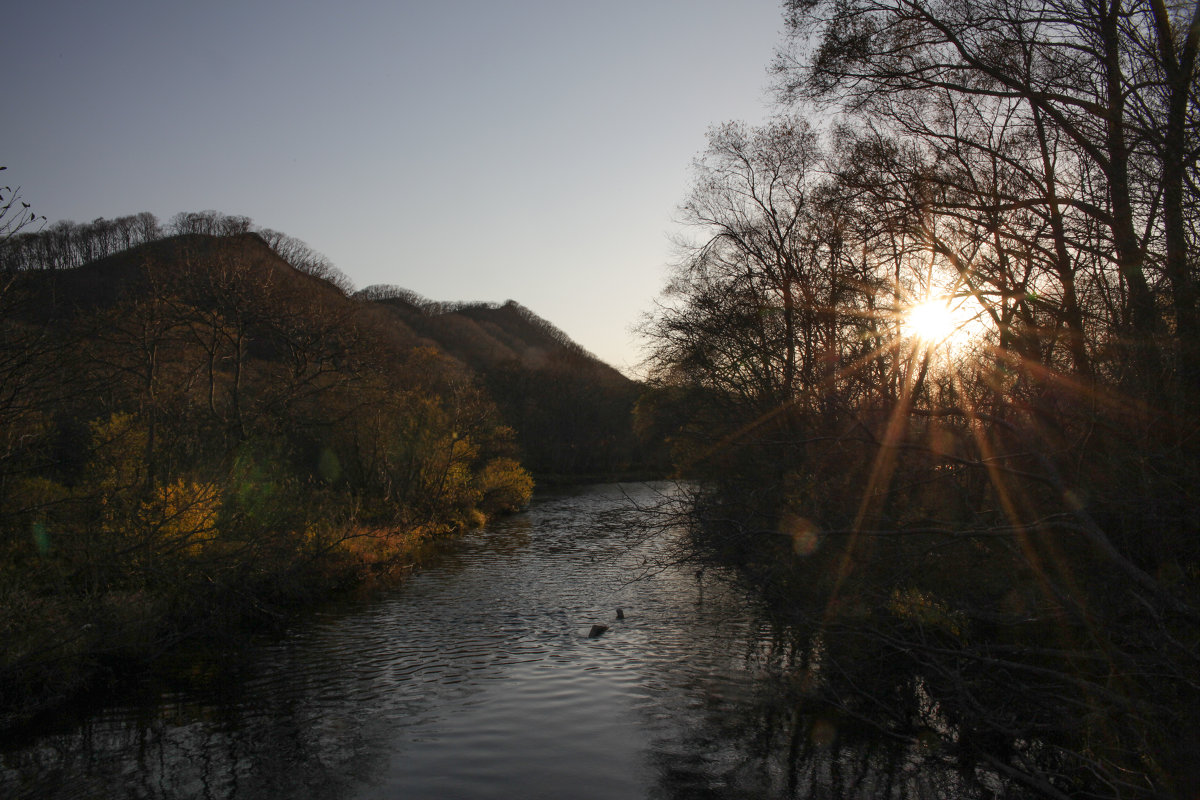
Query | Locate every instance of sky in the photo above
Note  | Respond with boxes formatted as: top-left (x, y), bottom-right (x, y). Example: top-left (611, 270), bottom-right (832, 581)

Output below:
top-left (8, 1), bottom-right (786, 376)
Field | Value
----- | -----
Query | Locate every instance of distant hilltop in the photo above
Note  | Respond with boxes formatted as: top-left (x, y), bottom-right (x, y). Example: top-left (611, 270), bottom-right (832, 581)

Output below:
top-left (357, 285), bottom-right (629, 386)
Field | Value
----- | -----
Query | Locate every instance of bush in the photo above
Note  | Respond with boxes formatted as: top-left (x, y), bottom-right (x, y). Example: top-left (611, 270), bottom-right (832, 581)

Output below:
top-left (475, 457), bottom-right (534, 515)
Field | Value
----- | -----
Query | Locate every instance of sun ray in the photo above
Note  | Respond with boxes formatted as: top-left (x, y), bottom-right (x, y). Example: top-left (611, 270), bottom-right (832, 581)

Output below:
top-left (905, 298), bottom-right (957, 345)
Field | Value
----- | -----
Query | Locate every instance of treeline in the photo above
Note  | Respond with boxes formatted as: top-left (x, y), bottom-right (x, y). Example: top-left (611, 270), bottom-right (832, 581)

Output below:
top-left (0, 231), bottom-right (532, 727)
top-left (0, 208), bottom-right (355, 293)
top-left (642, 0), bottom-right (1199, 796)
top-left (360, 286), bottom-right (598, 362)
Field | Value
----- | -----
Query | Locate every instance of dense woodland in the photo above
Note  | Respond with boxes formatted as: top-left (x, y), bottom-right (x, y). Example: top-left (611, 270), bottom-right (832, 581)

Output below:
top-left (0, 209), bottom-right (651, 728)
top-left (640, 0), bottom-right (1200, 797)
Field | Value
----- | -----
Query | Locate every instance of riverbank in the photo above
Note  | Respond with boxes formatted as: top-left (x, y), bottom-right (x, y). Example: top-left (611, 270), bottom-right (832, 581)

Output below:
top-left (0, 513), bottom-right (499, 734)
top-left (673, 480), bottom-right (1200, 799)
top-left (1, 482), bottom-right (1064, 800)
top-left (531, 469), bottom-right (669, 487)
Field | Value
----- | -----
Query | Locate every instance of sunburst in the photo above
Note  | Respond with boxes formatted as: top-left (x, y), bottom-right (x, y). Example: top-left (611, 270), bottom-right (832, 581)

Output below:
top-left (904, 298), bottom-right (957, 345)
top-left (901, 293), bottom-right (982, 354)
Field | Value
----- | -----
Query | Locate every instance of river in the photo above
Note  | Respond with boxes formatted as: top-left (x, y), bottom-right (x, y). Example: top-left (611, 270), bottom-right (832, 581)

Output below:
top-left (0, 482), bottom-right (1003, 799)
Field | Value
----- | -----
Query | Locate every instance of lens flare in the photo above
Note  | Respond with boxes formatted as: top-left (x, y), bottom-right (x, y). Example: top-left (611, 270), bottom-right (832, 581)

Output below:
top-left (904, 298), bottom-right (957, 345)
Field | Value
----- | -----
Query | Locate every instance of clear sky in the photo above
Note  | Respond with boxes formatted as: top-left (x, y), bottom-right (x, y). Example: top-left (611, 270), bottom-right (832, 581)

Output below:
top-left (8, 1), bottom-right (784, 376)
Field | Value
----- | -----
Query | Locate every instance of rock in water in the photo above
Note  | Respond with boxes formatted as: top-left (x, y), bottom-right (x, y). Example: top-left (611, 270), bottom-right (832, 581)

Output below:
top-left (587, 624), bottom-right (609, 638)
top-left (616, 608), bottom-right (624, 620)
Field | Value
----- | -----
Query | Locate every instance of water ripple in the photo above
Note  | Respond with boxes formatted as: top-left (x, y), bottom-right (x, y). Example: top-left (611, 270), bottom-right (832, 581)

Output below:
top-left (0, 482), bottom-right (990, 800)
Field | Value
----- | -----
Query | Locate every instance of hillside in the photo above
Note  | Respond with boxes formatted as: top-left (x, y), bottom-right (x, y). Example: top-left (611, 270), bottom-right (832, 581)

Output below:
top-left (0, 231), bottom-right (546, 726)
top-left (0, 223), bottom-right (664, 732)
top-left (7, 232), bottom-right (654, 479)
top-left (357, 286), bottom-right (649, 478)
top-left (361, 287), bottom-right (627, 382)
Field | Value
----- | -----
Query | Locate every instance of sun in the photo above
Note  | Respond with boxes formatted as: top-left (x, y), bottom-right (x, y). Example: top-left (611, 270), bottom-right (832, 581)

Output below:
top-left (903, 298), bottom-right (958, 345)
top-left (899, 292), bottom-right (988, 357)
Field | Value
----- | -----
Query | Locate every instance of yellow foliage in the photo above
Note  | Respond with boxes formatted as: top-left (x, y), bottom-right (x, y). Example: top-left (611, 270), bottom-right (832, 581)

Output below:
top-left (417, 436), bottom-right (479, 510)
top-left (137, 480), bottom-right (222, 555)
top-left (475, 457), bottom-right (534, 514)
top-left (86, 412), bottom-right (148, 492)
top-left (333, 524), bottom-right (431, 572)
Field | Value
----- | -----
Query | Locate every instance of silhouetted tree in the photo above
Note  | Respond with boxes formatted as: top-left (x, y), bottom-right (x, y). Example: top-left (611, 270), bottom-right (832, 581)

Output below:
top-left (641, 2), bottom-right (1200, 794)
top-left (256, 228), bottom-right (354, 295)
top-left (169, 210), bottom-right (251, 237)
top-left (0, 169), bottom-right (45, 245)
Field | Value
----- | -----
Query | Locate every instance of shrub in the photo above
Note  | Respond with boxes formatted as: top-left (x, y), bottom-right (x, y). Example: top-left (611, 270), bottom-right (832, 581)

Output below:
top-left (475, 457), bottom-right (534, 515)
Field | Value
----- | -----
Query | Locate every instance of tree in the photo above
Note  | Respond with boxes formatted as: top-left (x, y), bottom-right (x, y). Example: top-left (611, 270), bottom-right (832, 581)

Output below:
top-left (647, 117), bottom-right (885, 412)
top-left (775, 0), bottom-right (1200, 383)
top-left (169, 210), bottom-right (252, 237)
top-left (0, 169), bottom-right (46, 244)
top-left (0, 175), bottom-right (58, 529)
top-left (640, 2), bottom-right (1200, 794)
top-left (256, 229), bottom-right (355, 295)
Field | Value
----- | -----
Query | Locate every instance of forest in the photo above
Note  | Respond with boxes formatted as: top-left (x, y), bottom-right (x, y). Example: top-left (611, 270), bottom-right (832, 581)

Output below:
top-left (0, 208), bottom-right (650, 730)
top-left (639, 0), bottom-right (1200, 797)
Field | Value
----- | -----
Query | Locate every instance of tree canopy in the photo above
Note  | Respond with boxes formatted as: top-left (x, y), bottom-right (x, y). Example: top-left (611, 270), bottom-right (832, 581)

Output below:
top-left (642, 1), bottom-right (1200, 795)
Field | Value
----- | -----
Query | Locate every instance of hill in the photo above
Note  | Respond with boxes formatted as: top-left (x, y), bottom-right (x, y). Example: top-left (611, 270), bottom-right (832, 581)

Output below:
top-left (0, 230), bottom-right (543, 726)
top-left (360, 286), bottom-right (626, 381)
top-left (0, 223), bottom-right (664, 730)
top-left (7, 232), bottom-right (655, 479)
top-left (359, 285), bottom-right (648, 478)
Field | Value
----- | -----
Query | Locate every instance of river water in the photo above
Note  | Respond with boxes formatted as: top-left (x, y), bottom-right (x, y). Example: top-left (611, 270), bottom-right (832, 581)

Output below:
top-left (1, 482), bottom-right (998, 799)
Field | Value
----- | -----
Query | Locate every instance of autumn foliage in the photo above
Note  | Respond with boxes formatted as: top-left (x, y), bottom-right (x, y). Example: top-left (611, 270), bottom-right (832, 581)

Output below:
top-left (0, 230), bottom-right (536, 726)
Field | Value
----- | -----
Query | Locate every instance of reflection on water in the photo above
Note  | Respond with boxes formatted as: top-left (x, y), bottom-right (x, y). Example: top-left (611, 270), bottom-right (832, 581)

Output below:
top-left (0, 483), bottom-right (1017, 799)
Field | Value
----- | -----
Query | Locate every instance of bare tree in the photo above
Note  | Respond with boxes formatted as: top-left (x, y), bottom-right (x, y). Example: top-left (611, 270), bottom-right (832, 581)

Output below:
top-left (0, 168), bottom-right (46, 245)
top-left (776, 0), bottom-right (1199, 372)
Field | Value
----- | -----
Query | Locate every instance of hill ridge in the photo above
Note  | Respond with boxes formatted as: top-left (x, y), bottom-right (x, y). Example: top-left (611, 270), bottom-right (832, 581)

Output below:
top-left (9, 232), bottom-right (650, 478)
